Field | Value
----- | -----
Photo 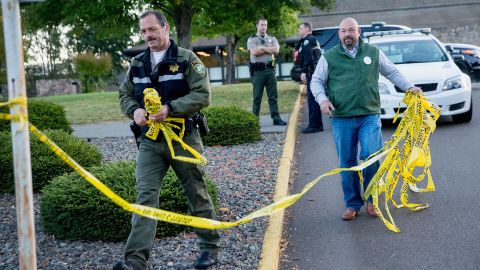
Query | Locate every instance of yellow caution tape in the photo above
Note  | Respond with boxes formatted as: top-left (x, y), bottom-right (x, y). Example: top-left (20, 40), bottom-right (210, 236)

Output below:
top-left (142, 88), bottom-right (207, 166)
top-left (364, 92), bottom-right (441, 232)
top-left (0, 92), bottom-right (439, 232)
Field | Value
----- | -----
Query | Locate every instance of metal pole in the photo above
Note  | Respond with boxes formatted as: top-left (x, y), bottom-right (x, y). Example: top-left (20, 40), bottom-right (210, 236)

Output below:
top-left (2, 0), bottom-right (37, 269)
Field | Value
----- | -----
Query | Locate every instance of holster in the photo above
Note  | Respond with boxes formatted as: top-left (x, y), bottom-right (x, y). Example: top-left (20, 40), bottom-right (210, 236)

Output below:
top-left (130, 121), bottom-right (142, 148)
top-left (192, 112), bottom-right (210, 136)
top-left (248, 62), bottom-right (254, 77)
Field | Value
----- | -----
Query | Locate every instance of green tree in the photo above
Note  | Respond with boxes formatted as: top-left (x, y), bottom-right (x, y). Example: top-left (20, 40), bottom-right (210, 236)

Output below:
top-left (145, 0), bottom-right (211, 49)
top-left (24, 27), bottom-right (66, 78)
top-left (74, 52), bottom-right (112, 93)
top-left (23, 0), bottom-right (207, 68)
top-left (195, 0), bottom-right (334, 84)
top-left (23, 0), bottom-right (139, 71)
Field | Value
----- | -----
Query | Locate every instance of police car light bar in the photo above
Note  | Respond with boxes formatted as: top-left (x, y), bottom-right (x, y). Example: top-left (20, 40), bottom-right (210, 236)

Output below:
top-left (364, 28), bottom-right (432, 38)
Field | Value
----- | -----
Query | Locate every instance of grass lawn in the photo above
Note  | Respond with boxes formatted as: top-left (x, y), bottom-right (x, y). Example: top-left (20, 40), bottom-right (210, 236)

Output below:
top-left (33, 81), bottom-right (300, 125)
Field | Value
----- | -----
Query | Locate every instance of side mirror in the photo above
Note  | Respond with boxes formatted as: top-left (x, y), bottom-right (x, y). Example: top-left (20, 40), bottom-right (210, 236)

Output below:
top-left (445, 45), bottom-right (453, 53)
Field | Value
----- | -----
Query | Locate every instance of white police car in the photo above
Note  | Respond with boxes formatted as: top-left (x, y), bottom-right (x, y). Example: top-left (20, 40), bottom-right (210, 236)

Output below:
top-left (365, 28), bottom-right (473, 123)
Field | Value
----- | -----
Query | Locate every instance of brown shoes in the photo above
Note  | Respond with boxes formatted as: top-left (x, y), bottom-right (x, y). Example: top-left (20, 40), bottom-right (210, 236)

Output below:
top-left (342, 203), bottom-right (378, 221)
top-left (342, 208), bottom-right (359, 221)
top-left (366, 202), bottom-right (378, 218)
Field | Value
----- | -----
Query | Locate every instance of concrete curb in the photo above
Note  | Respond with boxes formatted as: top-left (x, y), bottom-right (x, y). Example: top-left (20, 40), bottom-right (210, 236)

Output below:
top-left (258, 90), bottom-right (304, 270)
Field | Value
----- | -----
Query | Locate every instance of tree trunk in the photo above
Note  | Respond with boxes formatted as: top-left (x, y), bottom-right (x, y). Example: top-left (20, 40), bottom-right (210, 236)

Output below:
top-left (172, 4), bottom-right (193, 50)
top-left (225, 35), bottom-right (237, 84)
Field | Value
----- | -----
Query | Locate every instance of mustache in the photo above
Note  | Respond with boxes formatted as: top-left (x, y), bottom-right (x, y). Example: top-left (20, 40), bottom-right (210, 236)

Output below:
top-left (147, 37), bottom-right (156, 42)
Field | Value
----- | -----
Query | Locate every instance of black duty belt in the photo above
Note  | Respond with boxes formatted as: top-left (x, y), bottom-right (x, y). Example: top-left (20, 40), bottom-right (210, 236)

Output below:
top-left (251, 62), bottom-right (274, 71)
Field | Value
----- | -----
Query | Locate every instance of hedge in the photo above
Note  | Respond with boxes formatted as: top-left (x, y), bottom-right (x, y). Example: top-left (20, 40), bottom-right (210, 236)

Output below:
top-left (0, 99), bottom-right (72, 133)
top-left (0, 130), bottom-right (102, 192)
top-left (40, 160), bottom-right (219, 241)
top-left (202, 106), bottom-right (261, 146)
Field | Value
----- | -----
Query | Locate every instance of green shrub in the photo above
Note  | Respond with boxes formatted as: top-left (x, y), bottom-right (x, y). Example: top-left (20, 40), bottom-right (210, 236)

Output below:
top-left (0, 130), bottom-right (102, 192)
top-left (0, 99), bottom-right (72, 133)
top-left (40, 160), bottom-right (219, 241)
top-left (202, 106), bottom-right (261, 146)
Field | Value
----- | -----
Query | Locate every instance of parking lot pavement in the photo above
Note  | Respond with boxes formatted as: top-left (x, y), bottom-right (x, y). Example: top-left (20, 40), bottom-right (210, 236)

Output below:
top-left (472, 82), bottom-right (480, 90)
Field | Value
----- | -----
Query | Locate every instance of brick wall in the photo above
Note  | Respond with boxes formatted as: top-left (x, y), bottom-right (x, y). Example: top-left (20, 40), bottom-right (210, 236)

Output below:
top-left (35, 79), bottom-right (81, 97)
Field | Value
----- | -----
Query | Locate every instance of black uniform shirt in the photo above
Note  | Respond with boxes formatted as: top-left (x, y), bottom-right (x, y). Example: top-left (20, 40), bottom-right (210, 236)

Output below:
top-left (298, 34), bottom-right (322, 73)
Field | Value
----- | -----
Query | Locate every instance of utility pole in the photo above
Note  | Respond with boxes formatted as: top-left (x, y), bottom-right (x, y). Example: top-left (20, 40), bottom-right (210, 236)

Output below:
top-left (2, 0), bottom-right (38, 269)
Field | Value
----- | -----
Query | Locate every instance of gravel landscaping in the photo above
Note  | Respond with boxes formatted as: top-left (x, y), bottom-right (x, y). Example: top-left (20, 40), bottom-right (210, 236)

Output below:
top-left (0, 133), bottom-right (285, 269)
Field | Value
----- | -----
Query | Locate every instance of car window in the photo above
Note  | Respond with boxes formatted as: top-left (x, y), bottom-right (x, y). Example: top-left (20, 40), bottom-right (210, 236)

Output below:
top-left (313, 26), bottom-right (407, 51)
top-left (314, 29), bottom-right (339, 51)
top-left (375, 39), bottom-right (448, 64)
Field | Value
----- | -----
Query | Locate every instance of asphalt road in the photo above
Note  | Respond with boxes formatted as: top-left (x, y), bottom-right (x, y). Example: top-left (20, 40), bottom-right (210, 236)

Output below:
top-left (281, 84), bottom-right (480, 270)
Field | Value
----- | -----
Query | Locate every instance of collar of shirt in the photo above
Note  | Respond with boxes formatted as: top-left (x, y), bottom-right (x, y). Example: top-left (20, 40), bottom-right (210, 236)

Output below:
top-left (151, 49), bottom-right (167, 69)
top-left (341, 42), bottom-right (360, 57)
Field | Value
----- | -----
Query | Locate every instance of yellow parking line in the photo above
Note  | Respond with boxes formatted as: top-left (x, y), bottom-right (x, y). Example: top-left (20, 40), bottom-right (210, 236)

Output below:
top-left (259, 87), bottom-right (304, 270)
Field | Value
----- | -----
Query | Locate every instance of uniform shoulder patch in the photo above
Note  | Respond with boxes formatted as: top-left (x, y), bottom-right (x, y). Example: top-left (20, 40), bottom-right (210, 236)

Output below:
top-left (303, 39), bottom-right (309, 46)
top-left (191, 59), bottom-right (206, 77)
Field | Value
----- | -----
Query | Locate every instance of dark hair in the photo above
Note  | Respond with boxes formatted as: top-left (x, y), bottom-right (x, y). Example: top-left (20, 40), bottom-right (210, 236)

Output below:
top-left (256, 17), bottom-right (267, 25)
top-left (301, 22), bottom-right (312, 30)
top-left (140, 10), bottom-right (168, 27)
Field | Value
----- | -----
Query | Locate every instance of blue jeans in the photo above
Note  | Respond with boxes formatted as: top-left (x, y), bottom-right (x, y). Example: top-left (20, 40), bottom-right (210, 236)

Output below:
top-left (331, 114), bottom-right (383, 211)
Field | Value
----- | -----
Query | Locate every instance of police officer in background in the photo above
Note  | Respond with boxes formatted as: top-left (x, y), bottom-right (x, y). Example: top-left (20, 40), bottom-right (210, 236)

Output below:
top-left (247, 17), bottom-right (287, 126)
top-left (298, 22), bottom-right (324, 134)
top-left (115, 10), bottom-right (220, 270)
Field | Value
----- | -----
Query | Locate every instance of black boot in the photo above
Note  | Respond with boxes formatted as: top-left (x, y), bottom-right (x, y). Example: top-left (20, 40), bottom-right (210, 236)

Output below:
top-left (194, 252), bottom-right (218, 269)
top-left (301, 126), bottom-right (324, 134)
top-left (112, 261), bottom-right (134, 270)
top-left (273, 118), bottom-right (287, 126)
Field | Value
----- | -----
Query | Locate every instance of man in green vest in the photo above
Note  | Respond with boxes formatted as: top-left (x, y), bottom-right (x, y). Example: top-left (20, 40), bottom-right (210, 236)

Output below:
top-left (310, 18), bottom-right (422, 221)
top-left (247, 17), bottom-right (287, 126)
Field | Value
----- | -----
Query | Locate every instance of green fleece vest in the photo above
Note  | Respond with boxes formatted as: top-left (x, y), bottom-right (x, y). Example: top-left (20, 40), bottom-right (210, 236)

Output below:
top-left (324, 40), bottom-right (380, 117)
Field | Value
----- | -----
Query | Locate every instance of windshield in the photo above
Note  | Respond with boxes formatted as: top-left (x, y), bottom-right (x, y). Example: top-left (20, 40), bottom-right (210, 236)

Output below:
top-left (374, 39), bottom-right (448, 64)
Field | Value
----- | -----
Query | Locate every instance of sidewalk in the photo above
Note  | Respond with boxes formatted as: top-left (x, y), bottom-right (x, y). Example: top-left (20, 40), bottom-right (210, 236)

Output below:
top-left (72, 113), bottom-right (290, 138)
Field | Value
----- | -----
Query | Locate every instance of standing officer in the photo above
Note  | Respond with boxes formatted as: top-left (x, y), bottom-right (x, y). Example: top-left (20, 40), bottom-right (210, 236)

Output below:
top-left (297, 22), bottom-right (324, 134)
top-left (247, 17), bottom-right (287, 126)
top-left (115, 10), bottom-right (220, 270)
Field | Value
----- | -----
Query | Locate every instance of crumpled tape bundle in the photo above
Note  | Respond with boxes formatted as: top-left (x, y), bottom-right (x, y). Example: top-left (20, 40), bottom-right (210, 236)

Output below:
top-left (364, 92), bottom-right (442, 232)
top-left (142, 88), bottom-right (206, 166)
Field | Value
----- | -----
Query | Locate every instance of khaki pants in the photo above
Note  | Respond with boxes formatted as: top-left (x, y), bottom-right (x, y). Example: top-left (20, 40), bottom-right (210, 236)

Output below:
top-left (124, 128), bottom-right (220, 270)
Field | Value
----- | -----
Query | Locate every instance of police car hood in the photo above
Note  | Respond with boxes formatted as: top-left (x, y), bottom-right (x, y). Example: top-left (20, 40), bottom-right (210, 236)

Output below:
top-left (379, 61), bottom-right (459, 84)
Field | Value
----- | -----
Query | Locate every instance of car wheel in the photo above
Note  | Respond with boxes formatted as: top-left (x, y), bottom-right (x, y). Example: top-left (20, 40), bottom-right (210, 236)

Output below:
top-left (452, 99), bottom-right (473, 123)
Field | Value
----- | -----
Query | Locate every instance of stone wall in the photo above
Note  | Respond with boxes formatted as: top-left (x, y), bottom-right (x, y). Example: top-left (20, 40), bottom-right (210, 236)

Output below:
top-left (312, 0), bottom-right (474, 14)
top-left (433, 24), bottom-right (480, 45)
top-left (36, 79), bottom-right (81, 97)
top-left (300, 1), bottom-right (480, 46)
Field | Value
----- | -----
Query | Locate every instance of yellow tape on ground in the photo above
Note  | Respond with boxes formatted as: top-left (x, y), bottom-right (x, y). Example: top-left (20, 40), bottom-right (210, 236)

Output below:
top-left (0, 92), bottom-right (439, 232)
